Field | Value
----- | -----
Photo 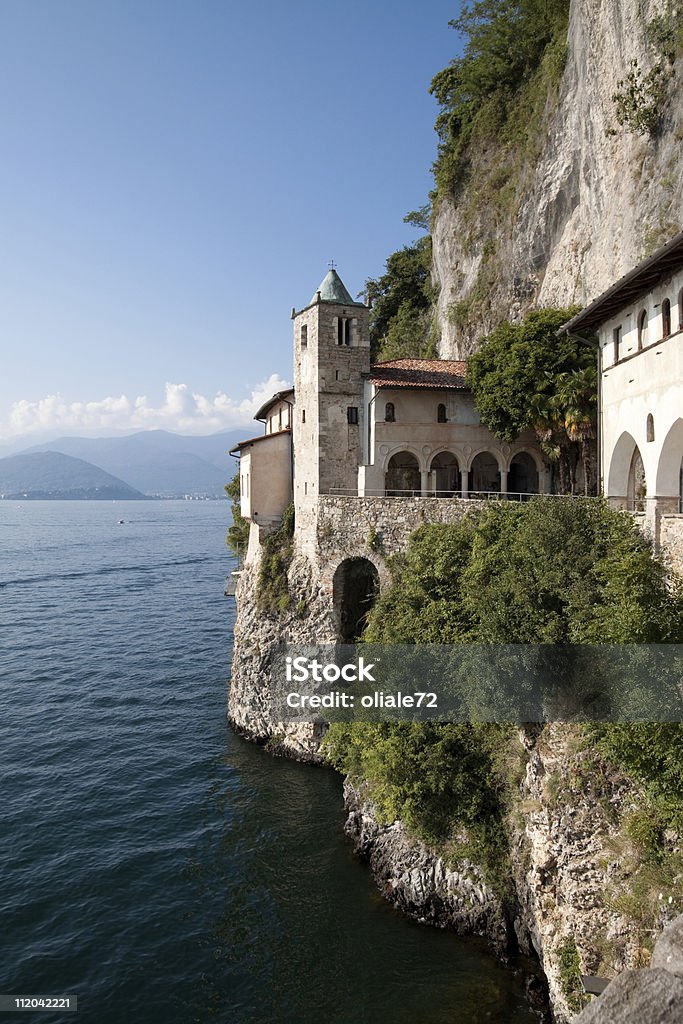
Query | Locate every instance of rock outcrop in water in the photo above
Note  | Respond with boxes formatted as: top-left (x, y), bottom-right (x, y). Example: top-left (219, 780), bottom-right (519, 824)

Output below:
top-left (340, 724), bottom-right (679, 1024)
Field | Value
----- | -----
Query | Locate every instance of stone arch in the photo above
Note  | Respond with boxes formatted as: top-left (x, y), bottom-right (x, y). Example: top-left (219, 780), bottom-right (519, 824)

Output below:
top-left (385, 449), bottom-right (421, 495)
top-left (470, 450), bottom-right (502, 494)
top-left (627, 447), bottom-right (647, 511)
top-left (607, 431), bottom-right (640, 502)
top-left (429, 450), bottom-right (461, 496)
top-left (506, 446), bottom-right (545, 474)
top-left (332, 557), bottom-right (380, 642)
top-left (508, 451), bottom-right (539, 495)
top-left (655, 418), bottom-right (683, 499)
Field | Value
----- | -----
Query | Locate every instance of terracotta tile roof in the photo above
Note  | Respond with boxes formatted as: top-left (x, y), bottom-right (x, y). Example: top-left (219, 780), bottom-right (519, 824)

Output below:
top-left (368, 358), bottom-right (468, 389)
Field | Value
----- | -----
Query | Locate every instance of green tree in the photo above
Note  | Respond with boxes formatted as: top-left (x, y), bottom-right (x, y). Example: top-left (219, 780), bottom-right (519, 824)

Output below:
top-left (225, 470), bottom-right (249, 557)
top-left (364, 499), bottom-right (680, 646)
top-left (365, 236), bottom-right (435, 361)
top-left (466, 307), bottom-right (596, 493)
top-left (430, 0), bottom-right (570, 193)
top-left (325, 500), bottom-right (683, 884)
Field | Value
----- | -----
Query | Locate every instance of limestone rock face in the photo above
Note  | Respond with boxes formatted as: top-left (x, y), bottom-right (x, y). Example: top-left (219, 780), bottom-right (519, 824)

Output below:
top-left (343, 781), bottom-right (513, 953)
top-left (228, 555), bottom-right (336, 762)
top-left (652, 915), bottom-right (683, 977)
top-left (434, 0), bottom-right (683, 357)
top-left (574, 915), bottom-right (683, 1022)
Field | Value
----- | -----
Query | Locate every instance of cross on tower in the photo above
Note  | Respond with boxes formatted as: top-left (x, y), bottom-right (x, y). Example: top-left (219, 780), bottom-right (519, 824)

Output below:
top-left (328, 259), bottom-right (337, 270)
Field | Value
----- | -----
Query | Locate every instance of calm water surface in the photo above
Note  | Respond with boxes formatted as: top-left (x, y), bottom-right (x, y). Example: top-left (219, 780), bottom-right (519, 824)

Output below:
top-left (0, 501), bottom-right (537, 1023)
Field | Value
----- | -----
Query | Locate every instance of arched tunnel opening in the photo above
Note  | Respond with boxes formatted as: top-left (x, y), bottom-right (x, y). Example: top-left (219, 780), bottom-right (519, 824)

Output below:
top-left (333, 558), bottom-right (380, 642)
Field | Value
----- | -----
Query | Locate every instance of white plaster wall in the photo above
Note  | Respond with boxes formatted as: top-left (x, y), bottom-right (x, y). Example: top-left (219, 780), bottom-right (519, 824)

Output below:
top-left (264, 399), bottom-right (293, 435)
top-left (238, 432), bottom-right (292, 525)
top-left (599, 271), bottom-right (683, 504)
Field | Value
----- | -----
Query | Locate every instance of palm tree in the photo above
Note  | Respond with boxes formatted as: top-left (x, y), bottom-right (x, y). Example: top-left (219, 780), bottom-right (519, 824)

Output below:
top-left (552, 367), bottom-right (597, 495)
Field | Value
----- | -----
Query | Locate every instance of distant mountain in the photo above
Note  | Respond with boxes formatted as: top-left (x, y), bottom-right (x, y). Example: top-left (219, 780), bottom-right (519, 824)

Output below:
top-left (21, 429), bottom-right (246, 496)
top-left (0, 451), bottom-right (147, 500)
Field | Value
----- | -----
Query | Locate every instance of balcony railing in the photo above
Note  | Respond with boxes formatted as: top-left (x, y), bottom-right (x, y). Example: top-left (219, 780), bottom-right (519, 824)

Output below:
top-left (323, 487), bottom-right (569, 501)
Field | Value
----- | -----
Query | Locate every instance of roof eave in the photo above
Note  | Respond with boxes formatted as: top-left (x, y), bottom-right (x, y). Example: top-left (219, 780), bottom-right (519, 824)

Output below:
top-left (559, 229), bottom-right (683, 336)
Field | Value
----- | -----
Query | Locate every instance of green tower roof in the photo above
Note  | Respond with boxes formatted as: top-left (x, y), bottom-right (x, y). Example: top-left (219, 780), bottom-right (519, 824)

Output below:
top-left (310, 268), bottom-right (364, 306)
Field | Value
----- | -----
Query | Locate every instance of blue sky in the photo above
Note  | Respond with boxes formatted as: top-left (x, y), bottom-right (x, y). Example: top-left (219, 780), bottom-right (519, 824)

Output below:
top-left (0, 0), bottom-right (461, 444)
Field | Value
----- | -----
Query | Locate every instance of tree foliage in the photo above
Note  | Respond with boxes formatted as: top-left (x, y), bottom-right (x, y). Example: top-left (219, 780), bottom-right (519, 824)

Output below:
top-left (365, 235), bottom-right (435, 362)
top-left (430, 0), bottom-right (570, 193)
top-left (466, 307), bottom-right (597, 493)
top-left (363, 499), bottom-right (681, 646)
top-left (225, 470), bottom-right (249, 556)
top-left (325, 500), bottom-right (683, 881)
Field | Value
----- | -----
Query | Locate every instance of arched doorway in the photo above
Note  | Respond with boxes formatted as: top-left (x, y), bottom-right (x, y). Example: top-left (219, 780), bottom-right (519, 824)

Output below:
top-left (333, 558), bottom-right (380, 641)
top-left (385, 451), bottom-right (420, 496)
top-left (470, 452), bottom-right (500, 495)
top-left (430, 451), bottom-right (460, 496)
top-left (627, 447), bottom-right (647, 511)
top-left (607, 431), bottom-right (640, 507)
top-left (509, 452), bottom-right (539, 496)
top-left (655, 418), bottom-right (683, 505)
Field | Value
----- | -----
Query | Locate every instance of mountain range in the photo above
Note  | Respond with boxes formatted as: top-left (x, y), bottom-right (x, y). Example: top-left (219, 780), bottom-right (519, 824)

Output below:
top-left (0, 451), bottom-right (146, 500)
top-left (15, 428), bottom-right (245, 497)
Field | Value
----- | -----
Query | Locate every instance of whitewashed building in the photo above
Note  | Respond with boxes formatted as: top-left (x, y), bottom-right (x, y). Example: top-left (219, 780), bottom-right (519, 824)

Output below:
top-left (561, 231), bottom-right (683, 531)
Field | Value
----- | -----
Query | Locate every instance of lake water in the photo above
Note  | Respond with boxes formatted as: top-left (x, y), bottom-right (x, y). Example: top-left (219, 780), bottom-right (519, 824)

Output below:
top-left (0, 500), bottom-right (537, 1023)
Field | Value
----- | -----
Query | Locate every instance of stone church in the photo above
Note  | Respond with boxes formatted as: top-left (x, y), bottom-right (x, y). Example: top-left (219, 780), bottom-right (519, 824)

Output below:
top-left (231, 267), bottom-right (547, 554)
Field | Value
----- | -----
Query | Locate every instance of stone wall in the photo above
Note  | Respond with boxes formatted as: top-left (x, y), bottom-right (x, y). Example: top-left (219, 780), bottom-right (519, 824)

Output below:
top-left (660, 514), bottom-right (683, 578)
top-left (314, 494), bottom-right (487, 587)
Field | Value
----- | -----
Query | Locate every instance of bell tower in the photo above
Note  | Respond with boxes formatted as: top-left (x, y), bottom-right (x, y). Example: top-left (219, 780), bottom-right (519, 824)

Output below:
top-left (291, 267), bottom-right (371, 520)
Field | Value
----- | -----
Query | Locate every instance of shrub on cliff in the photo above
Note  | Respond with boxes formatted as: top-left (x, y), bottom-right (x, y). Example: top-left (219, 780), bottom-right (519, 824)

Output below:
top-left (225, 471), bottom-right (250, 557)
top-left (325, 498), bottom-right (682, 888)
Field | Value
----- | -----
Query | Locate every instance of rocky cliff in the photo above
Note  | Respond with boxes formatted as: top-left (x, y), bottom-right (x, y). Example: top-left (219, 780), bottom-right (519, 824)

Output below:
top-left (343, 724), bottom-right (681, 1024)
top-left (433, 0), bottom-right (683, 357)
top-left (229, 509), bottom-right (682, 1023)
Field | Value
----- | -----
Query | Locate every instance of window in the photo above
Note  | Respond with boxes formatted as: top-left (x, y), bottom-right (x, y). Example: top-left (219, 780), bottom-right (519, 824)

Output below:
top-left (347, 406), bottom-right (358, 425)
top-left (647, 414), bottom-right (655, 442)
top-left (384, 402), bottom-right (395, 422)
top-left (638, 309), bottom-right (648, 349)
top-left (437, 403), bottom-right (447, 423)
top-left (613, 325), bottom-right (622, 363)
top-left (662, 298), bottom-right (671, 338)
top-left (302, 409), bottom-right (306, 423)
top-left (336, 317), bottom-right (352, 346)
top-left (278, 408), bottom-right (282, 430)
top-left (300, 323), bottom-right (308, 347)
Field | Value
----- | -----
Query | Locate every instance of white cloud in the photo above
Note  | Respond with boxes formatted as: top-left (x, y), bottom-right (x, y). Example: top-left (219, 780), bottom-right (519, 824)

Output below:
top-left (1, 375), bottom-right (291, 440)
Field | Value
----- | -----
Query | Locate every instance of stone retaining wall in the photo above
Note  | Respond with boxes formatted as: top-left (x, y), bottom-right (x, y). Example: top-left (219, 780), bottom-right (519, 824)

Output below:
top-left (660, 515), bottom-right (683, 579)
